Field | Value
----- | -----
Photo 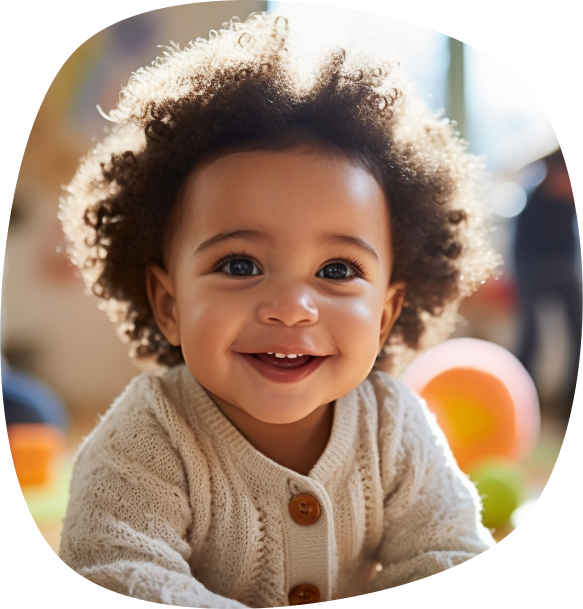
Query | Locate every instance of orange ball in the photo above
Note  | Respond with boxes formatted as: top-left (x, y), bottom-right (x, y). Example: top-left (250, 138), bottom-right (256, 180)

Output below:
top-left (401, 339), bottom-right (540, 472)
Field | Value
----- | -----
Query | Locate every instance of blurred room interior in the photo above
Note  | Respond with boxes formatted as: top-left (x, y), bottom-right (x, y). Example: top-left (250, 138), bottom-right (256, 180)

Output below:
top-left (3, 1), bottom-right (579, 553)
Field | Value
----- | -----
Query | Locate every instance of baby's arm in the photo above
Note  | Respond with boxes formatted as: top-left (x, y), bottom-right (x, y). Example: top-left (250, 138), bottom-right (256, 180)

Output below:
top-left (370, 373), bottom-right (495, 591)
top-left (59, 375), bottom-right (246, 608)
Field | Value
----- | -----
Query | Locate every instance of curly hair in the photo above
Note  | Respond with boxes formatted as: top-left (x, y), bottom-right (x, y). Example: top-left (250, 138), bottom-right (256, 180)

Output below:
top-left (59, 12), bottom-right (499, 373)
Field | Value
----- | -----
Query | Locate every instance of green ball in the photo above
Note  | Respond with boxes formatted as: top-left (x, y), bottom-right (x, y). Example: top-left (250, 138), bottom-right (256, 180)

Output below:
top-left (468, 459), bottom-right (526, 529)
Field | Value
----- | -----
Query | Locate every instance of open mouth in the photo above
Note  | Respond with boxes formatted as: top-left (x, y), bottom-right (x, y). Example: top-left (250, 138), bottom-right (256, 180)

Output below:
top-left (251, 353), bottom-right (314, 368)
top-left (238, 352), bottom-right (327, 383)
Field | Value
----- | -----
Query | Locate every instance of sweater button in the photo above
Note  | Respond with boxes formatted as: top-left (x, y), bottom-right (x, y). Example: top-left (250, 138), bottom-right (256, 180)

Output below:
top-left (288, 493), bottom-right (321, 525)
top-left (288, 583), bottom-right (321, 604)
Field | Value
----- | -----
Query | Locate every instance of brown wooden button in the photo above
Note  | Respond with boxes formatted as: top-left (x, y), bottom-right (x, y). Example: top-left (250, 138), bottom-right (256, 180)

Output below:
top-left (288, 493), bottom-right (321, 526)
top-left (288, 583), bottom-right (321, 604)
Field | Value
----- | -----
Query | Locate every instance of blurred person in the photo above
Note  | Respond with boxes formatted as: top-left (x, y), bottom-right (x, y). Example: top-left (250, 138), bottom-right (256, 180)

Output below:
top-left (513, 148), bottom-right (581, 422)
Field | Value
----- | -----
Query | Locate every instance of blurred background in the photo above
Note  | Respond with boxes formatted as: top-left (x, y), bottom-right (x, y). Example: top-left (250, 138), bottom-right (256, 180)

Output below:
top-left (3, 1), bottom-right (580, 554)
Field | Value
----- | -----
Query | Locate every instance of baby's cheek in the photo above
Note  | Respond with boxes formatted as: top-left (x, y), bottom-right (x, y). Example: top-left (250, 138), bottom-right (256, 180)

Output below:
top-left (180, 298), bottom-right (245, 364)
top-left (326, 295), bottom-right (384, 357)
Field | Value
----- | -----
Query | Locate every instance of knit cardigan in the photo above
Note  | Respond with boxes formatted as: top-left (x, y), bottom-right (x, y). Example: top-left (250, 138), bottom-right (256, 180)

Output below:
top-left (59, 364), bottom-right (494, 607)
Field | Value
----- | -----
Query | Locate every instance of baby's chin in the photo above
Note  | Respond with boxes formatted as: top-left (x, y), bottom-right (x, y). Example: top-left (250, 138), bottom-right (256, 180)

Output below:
top-left (227, 394), bottom-right (330, 426)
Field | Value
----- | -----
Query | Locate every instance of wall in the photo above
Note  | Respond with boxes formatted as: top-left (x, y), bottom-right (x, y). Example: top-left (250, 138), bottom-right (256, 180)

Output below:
top-left (3, 2), bottom-right (267, 416)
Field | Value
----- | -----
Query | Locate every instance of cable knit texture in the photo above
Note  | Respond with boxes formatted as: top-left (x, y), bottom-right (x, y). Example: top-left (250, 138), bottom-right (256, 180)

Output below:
top-left (59, 365), bottom-right (494, 606)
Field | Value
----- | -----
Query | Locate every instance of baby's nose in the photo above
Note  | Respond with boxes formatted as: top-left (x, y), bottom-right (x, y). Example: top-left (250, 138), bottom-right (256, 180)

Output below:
top-left (256, 286), bottom-right (319, 327)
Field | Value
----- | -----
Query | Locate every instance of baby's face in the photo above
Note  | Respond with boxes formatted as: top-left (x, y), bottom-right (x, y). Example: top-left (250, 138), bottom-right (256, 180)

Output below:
top-left (147, 147), bottom-right (404, 424)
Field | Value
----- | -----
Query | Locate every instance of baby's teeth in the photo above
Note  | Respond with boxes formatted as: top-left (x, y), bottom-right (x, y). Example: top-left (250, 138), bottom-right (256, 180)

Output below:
top-left (267, 352), bottom-right (274, 355)
top-left (298, 354), bottom-right (303, 357)
top-left (287, 354), bottom-right (297, 359)
top-left (275, 353), bottom-right (286, 358)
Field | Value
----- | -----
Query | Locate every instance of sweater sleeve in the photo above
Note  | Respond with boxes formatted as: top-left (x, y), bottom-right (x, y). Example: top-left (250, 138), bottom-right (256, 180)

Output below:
top-left (370, 372), bottom-right (495, 591)
top-left (59, 374), bottom-right (247, 608)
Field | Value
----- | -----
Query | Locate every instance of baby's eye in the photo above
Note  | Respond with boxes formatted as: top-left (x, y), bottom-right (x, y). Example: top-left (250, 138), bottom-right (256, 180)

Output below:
top-left (219, 258), bottom-right (261, 276)
top-left (316, 261), bottom-right (360, 281)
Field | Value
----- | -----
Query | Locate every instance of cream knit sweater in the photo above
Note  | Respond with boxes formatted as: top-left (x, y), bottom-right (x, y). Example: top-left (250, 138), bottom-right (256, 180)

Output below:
top-left (60, 365), bottom-right (494, 607)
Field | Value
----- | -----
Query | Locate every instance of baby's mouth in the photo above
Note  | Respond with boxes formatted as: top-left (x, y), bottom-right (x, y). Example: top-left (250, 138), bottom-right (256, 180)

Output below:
top-left (250, 353), bottom-right (315, 368)
top-left (238, 352), bottom-right (327, 383)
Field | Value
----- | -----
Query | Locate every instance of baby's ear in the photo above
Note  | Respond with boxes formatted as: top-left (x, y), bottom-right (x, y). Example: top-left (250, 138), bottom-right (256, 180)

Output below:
top-left (146, 265), bottom-right (180, 346)
top-left (378, 280), bottom-right (407, 351)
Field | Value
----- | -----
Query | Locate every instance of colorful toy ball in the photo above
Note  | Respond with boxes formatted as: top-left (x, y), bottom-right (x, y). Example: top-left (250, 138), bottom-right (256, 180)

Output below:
top-left (468, 458), bottom-right (527, 529)
top-left (400, 338), bottom-right (540, 472)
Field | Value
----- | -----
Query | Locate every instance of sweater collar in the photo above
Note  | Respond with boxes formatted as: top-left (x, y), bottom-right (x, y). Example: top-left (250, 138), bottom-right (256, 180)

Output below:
top-left (173, 365), bottom-right (362, 489)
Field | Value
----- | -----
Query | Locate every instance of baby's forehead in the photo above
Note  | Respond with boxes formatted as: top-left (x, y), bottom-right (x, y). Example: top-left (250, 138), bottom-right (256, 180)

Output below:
top-left (183, 146), bottom-right (387, 216)
top-left (168, 146), bottom-right (393, 261)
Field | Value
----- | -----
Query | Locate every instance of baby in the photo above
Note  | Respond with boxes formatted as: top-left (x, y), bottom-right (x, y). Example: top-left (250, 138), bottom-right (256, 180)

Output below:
top-left (58, 12), bottom-right (498, 607)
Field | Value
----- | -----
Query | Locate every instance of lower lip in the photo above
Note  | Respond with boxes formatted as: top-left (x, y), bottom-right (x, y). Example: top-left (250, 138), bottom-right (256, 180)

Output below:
top-left (238, 353), bottom-right (328, 383)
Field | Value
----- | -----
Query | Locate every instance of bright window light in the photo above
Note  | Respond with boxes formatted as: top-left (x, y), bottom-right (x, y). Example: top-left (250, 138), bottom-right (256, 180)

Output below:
top-left (465, 45), bottom-right (557, 173)
top-left (268, 2), bottom-right (449, 114)
top-left (491, 182), bottom-right (528, 218)
top-left (268, 2), bottom-right (557, 185)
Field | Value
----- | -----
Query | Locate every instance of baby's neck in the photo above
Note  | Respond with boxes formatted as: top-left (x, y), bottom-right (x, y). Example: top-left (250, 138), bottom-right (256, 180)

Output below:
top-left (207, 394), bottom-right (334, 476)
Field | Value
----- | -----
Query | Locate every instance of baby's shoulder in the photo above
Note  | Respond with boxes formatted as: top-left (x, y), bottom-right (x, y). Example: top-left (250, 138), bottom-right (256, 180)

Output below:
top-left (69, 368), bottom-right (198, 500)
top-left (102, 370), bottom-right (165, 422)
top-left (363, 369), bottom-right (442, 443)
top-left (74, 370), bottom-right (176, 458)
top-left (363, 369), bottom-right (424, 416)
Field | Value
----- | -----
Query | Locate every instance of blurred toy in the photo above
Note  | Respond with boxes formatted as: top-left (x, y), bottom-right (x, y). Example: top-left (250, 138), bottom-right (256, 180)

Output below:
top-left (2, 356), bottom-right (68, 429)
top-left (8, 422), bottom-right (72, 553)
top-left (3, 356), bottom-right (68, 487)
top-left (400, 338), bottom-right (540, 472)
top-left (0, 259), bottom-right (68, 431)
top-left (7, 423), bottom-right (66, 487)
top-left (468, 458), bottom-right (527, 529)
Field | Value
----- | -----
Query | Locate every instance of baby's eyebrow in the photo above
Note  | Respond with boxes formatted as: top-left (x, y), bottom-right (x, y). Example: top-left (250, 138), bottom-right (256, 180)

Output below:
top-left (324, 234), bottom-right (380, 262)
top-left (193, 230), bottom-right (379, 261)
top-left (193, 229), bottom-right (265, 255)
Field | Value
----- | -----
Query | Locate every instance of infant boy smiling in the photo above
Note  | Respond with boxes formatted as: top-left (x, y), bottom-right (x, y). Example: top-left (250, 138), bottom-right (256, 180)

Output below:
top-left (59, 12), bottom-right (499, 607)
